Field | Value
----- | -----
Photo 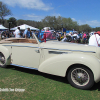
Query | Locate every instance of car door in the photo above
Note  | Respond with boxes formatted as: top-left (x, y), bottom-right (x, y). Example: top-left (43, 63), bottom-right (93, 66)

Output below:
top-left (11, 42), bottom-right (40, 69)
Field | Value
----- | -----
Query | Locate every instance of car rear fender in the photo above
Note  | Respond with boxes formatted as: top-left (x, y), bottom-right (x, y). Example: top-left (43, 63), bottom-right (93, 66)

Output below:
top-left (38, 53), bottom-right (100, 83)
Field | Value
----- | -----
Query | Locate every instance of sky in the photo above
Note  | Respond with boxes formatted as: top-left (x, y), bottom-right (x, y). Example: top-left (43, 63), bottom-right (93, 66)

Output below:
top-left (1, 0), bottom-right (100, 28)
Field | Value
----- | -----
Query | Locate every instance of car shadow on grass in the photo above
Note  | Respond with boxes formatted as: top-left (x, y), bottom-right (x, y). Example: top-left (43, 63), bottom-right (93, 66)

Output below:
top-left (7, 65), bottom-right (68, 84)
top-left (90, 82), bottom-right (100, 91)
top-left (6, 65), bottom-right (100, 91)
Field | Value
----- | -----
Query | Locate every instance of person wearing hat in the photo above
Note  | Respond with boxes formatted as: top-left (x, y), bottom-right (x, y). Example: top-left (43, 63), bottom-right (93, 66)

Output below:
top-left (88, 31), bottom-right (100, 47)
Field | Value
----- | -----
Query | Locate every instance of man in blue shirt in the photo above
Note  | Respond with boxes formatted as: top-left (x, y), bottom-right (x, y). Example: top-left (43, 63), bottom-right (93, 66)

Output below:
top-left (23, 28), bottom-right (31, 38)
top-left (40, 29), bottom-right (45, 39)
top-left (23, 28), bottom-right (28, 38)
top-left (26, 28), bottom-right (31, 38)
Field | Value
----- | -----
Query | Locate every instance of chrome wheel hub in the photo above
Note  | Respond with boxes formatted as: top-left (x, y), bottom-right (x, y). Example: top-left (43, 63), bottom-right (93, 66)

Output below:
top-left (71, 68), bottom-right (90, 86)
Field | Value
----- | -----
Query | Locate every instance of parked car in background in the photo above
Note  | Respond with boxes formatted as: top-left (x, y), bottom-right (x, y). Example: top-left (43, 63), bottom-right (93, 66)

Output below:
top-left (0, 32), bottom-right (100, 90)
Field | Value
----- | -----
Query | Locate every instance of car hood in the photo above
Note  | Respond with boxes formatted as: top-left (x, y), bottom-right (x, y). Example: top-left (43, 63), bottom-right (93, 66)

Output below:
top-left (42, 41), bottom-right (97, 53)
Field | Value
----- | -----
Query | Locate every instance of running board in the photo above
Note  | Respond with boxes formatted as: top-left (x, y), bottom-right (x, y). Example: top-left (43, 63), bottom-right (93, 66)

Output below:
top-left (10, 64), bottom-right (38, 70)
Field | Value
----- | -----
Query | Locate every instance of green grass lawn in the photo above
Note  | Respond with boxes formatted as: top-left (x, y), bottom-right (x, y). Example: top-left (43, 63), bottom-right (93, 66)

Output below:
top-left (0, 65), bottom-right (100, 100)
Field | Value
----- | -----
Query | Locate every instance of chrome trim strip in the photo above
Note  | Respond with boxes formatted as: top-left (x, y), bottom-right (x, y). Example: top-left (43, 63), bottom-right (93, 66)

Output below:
top-left (3, 45), bottom-right (39, 48)
top-left (11, 64), bottom-right (38, 70)
top-left (41, 47), bottom-right (96, 53)
top-left (3, 45), bottom-right (12, 46)
top-left (49, 50), bottom-right (68, 54)
top-left (3, 45), bottom-right (96, 53)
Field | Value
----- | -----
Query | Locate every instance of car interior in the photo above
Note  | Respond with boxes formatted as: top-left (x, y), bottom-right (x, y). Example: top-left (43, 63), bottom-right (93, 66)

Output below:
top-left (0, 38), bottom-right (38, 44)
top-left (8, 38), bottom-right (38, 44)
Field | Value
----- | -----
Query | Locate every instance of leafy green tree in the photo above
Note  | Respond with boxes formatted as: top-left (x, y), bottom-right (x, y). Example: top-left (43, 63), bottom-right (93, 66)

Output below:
top-left (36, 21), bottom-right (43, 30)
top-left (17, 19), bottom-right (26, 26)
top-left (79, 24), bottom-right (92, 32)
top-left (0, 1), bottom-right (12, 25)
top-left (92, 27), bottom-right (100, 32)
top-left (56, 16), bottom-right (63, 29)
top-left (7, 17), bottom-right (17, 28)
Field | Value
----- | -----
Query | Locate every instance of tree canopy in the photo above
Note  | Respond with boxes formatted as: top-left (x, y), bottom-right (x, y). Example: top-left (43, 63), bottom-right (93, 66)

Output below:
top-left (0, 1), bottom-right (12, 25)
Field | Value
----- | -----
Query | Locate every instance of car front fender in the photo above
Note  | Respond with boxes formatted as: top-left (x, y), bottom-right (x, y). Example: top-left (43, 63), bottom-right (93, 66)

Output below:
top-left (38, 53), bottom-right (100, 83)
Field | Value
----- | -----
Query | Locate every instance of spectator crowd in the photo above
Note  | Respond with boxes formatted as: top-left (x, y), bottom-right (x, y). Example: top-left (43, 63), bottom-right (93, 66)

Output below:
top-left (0, 27), bottom-right (100, 47)
top-left (56, 31), bottom-right (90, 44)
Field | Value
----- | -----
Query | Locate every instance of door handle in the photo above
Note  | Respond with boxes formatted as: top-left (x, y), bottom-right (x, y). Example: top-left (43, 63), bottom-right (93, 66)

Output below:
top-left (35, 49), bottom-right (40, 53)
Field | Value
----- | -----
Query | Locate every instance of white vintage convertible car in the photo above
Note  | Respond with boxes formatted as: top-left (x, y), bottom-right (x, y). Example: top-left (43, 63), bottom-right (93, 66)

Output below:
top-left (0, 32), bottom-right (100, 90)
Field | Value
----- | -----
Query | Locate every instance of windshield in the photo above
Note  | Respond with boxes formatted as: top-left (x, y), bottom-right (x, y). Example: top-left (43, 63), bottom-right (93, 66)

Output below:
top-left (35, 31), bottom-right (57, 42)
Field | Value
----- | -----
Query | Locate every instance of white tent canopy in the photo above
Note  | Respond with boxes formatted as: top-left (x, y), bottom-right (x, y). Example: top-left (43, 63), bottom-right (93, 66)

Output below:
top-left (0, 24), bottom-right (8, 30)
top-left (10, 24), bottom-right (39, 31)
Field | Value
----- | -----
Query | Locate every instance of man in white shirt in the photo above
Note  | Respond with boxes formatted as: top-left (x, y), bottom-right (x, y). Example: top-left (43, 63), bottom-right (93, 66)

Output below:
top-left (14, 27), bottom-right (20, 38)
top-left (89, 32), bottom-right (100, 47)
